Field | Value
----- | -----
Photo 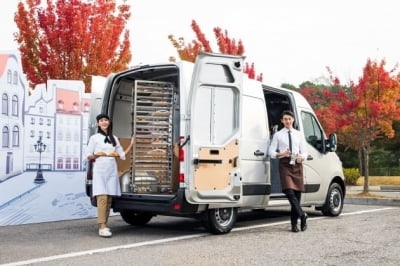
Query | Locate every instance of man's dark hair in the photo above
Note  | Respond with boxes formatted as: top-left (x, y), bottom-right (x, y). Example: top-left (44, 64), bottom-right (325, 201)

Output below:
top-left (281, 110), bottom-right (294, 119)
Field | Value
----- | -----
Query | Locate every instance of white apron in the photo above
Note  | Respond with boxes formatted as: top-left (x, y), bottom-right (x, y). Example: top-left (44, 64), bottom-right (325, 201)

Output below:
top-left (87, 133), bottom-right (126, 196)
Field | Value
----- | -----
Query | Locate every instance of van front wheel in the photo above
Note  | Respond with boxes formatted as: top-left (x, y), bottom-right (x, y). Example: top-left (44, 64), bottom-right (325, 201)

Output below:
top-left (321, 183), bottom-right (344, 216)
top-left (120, 210), bottom-right (153, 226)
top-left (202, 207), bottom-right (238, 234)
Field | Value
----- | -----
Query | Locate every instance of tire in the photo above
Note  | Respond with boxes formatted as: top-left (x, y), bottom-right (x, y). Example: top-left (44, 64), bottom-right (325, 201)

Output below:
top-left (202, 207), bottom-right (238, 234)
top-left (120, 210), bottom-right (153, 226)
top-left (321, 183), bottom-right (344, 216)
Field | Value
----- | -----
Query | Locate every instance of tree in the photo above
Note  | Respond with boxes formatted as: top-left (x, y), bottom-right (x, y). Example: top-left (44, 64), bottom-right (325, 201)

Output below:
top-left (302, 59), bottom-right (400, 193)
top-left (168, 20), bottom-right (263, 81)
top-left (14, 0), bottom-right (131, 92)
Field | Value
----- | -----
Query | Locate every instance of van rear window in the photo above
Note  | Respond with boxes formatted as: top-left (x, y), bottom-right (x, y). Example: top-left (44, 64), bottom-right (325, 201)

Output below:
top-left (199, 63), bottom-right (234, 83)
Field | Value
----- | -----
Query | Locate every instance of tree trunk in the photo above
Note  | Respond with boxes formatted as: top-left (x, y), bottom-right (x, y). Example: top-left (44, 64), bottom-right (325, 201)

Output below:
top-left (362, 146), bottom-right (370, 193)
top-left (358, 149), bottom-right (363, 175)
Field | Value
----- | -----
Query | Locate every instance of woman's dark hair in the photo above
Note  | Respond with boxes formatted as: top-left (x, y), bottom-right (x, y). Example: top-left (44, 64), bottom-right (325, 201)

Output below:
top-left (97, 115), bottom-right (116, 146)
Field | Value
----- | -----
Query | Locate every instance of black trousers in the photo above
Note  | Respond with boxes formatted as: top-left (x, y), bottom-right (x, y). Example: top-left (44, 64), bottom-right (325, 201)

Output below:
top-left (283, 189), bottom-right (305, 225)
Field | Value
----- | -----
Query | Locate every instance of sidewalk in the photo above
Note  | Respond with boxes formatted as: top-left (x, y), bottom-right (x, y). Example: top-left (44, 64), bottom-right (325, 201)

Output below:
top-left (345, 185), bottom-right (400, 206)
top-left (0, 172), bottom-right (42, 208)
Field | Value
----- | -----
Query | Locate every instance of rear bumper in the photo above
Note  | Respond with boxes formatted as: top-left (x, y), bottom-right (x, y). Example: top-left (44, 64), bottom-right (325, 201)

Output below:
top-left (112, 188), bottom-right (199, 216)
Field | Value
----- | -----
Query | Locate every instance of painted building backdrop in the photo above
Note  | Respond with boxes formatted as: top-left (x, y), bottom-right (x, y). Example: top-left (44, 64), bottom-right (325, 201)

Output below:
top-left (0, 51), bottom-right (97, 226)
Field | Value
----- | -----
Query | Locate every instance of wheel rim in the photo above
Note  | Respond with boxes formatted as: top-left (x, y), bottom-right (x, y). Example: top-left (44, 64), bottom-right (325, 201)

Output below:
top-left (330, 188), bottom-right (342, 212)
top-left (214, 208), bottom-right (234, 227)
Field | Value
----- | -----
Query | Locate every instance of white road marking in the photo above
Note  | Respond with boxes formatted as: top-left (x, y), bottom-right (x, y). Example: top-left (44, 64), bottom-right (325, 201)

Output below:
top-left (1, 207), bottom-right (396, 266)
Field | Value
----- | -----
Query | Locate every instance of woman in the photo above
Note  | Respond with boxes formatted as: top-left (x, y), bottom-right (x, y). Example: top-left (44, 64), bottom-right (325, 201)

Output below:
top-left (87, 114), bottom-right (134, 237)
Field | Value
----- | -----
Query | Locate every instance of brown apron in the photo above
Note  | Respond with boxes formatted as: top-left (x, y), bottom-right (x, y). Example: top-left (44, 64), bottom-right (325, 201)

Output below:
top-left (279, 157), bottom-right (304, 192)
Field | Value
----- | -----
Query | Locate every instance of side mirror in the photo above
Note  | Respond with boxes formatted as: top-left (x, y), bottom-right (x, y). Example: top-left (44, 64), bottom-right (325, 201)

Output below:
top-left (328, 133), bottom-right (337, 152)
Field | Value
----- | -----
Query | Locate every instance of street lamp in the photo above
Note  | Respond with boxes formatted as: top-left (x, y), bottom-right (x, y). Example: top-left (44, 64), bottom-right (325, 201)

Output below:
top-left (33, 136), bottom-right (46, 184)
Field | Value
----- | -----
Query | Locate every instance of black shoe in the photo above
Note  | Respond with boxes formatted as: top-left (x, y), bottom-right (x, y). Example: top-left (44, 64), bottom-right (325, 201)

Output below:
top-left (301, 214), bottom-right (308, 231)
top-left (291, 225), bottom-right (299, 233)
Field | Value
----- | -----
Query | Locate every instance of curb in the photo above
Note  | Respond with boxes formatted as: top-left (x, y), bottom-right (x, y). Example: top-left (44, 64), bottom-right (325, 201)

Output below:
top-left (345, 197), bottom-right (400, 206)
top-left (380, 185), bottom-right (400, 191)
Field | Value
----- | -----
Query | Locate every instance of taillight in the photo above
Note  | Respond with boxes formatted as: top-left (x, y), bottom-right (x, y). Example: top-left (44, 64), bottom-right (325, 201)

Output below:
top-left (179, 136), bottom-right (185, 183)
top-left (179, 173), bottom-right (185, 183)
top-left (179, 148), bottom-right (184, 162)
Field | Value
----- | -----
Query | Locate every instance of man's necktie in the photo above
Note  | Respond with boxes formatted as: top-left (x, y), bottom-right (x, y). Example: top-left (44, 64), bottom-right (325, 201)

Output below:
top-left (288, 130), bottom-right (292, 152)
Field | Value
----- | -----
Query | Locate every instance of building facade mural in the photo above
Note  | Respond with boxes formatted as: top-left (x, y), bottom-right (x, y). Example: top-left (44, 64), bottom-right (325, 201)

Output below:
top-left (0, 51), bottom-right (97, 226)
top-left (0, 52), bottom-right (26, 181)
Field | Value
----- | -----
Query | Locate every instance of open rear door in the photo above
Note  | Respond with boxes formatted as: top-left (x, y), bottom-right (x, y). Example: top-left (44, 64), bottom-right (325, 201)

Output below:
top-left (186, 53), bottom-right (244, 204)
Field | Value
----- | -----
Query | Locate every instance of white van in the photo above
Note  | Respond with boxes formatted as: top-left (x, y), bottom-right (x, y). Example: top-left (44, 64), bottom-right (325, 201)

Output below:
top-left (86, 52), bottom-right (345, 234)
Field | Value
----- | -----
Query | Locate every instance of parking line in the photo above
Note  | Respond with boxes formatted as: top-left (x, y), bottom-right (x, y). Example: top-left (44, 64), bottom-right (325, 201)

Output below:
top-left (1, 207), bottom-right (395, 266)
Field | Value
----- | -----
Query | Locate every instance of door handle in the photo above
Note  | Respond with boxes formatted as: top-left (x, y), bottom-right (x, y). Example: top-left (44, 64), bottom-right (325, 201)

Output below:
top-left (307, 155), bottom-right (313, 160)
top-left (254, 150), bottom-right (265, 156)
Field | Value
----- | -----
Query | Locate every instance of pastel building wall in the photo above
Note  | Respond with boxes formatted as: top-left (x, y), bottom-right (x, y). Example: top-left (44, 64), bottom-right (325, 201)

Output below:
top-left (25, 80), bottom-right (89, 172)
top-left (24, 83), bottom-right (55, 172)
top-left (0, 52), bottom-right (27, 181)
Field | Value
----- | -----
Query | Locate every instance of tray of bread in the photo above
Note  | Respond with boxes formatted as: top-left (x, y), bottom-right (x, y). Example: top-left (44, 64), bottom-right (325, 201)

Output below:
top-left (95, 151), bottom-right (119, 157)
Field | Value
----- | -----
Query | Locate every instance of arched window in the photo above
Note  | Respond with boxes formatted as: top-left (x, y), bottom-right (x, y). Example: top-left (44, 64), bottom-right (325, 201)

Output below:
top-left (57, 100), bottom-right (64, 110)
top-left (2, 94), bottom-right (8, 115)
top-left (12, 125), bottom-right (19, 147)
top-left (57, 158), bottom-right (63, 169)
top-left (83, 102), bottom-right (90, 112)
top-left (2, 126), bottom-right (9, 147)
top-left (7, 70), bottom-right (12, 83)
top-left (13, 71), bottom-right (18, 84)
top-left (66, 158), bottom-right (71, 169)
top-left (73, 158), bottom-right (79, 169)
top-left (73, 102), bottom-right (79, 111)
top-left (12, 95), bottom-right (19, 116)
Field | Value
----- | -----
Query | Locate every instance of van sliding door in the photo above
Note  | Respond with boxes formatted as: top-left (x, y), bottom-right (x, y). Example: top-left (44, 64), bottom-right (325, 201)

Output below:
top-left (186, 53), bottom-right (244, 204)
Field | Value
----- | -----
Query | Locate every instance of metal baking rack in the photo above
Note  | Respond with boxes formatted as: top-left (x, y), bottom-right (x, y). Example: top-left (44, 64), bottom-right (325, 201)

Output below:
top-left (131, 80), bottom-right (174, 193)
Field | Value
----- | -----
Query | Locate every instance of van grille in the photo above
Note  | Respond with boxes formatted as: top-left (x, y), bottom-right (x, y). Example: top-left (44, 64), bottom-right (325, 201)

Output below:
top-left (131, 80), bottom-right (175, 193)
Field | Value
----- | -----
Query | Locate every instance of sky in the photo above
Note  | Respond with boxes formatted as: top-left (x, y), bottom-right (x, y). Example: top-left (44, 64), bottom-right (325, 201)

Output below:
top-left (1, 0), bottom-right (400, 87)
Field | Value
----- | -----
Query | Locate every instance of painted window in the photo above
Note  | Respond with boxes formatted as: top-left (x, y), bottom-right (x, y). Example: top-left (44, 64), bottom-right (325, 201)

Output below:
top-left (12, 125), bottom-right (19, 147)
top-left (12, 95), bottom-right (18, 116)
top-left (66, 158), bottom-right (71, 169)
top-left (7, 70), bottom-right (12, 83)
top-left (73, 158), bottom-right (79, 169)
top-left (13, 71), bottom-right (18, 84)
top-left (2, 93), bottom-right (8, 115)
top-left (57, 158), bottom-right (63, 169)
top-left (2, 126), bottom-right (9, 147)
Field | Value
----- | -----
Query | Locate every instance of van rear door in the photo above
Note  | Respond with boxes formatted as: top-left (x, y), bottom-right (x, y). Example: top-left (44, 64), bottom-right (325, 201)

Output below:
top-left (186, 53), bottom-right (244, 204)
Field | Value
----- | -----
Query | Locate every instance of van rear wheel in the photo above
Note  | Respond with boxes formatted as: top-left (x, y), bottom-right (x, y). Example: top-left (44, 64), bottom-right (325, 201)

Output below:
top-left (321, 183), bottom-right (344, 216)
top-left (202, 207), bottom-right (238, 234)
top-left (120, 210), bottom-right (153, 226)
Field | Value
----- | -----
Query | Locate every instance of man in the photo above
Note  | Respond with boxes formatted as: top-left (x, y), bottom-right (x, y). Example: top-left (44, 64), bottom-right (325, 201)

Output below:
top-left (268, 110), bottom-right (308, 232)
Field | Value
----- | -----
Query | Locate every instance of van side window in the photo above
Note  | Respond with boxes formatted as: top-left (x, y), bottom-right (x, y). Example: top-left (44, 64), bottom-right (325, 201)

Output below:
top-left (301, 111), bottom-right (323, 151)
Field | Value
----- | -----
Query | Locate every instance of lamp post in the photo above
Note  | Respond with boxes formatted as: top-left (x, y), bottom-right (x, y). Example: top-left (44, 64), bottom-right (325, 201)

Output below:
top-left (33, 136), bottom-right (46, 184)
